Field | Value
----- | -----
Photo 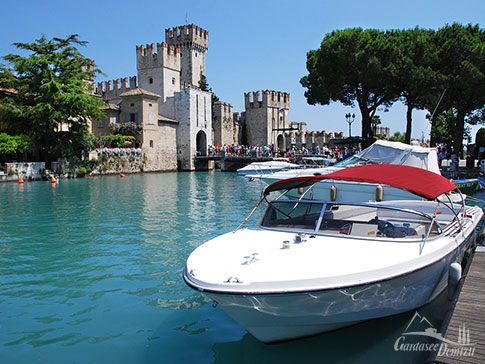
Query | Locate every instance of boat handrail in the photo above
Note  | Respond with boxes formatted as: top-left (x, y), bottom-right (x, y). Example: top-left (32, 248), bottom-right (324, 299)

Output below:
top-left (441, 191), bottom-right (465, 231)
top-left (420, 204), bottom-right (440, 254)
top-left (260, 199), bottom-right (445, 242)
top-left (269, 199), bottom-right (439, 225)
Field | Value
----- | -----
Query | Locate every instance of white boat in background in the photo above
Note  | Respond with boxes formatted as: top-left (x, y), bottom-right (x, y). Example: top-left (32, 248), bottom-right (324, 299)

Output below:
top-left (258, 140), bottom-right (440, 184)
top-left (185, 165), bottom-right (482, 343)
top-left (300, 156), bottom-right (336, 168)
top-left (237, 160), bottom-right (299, 176)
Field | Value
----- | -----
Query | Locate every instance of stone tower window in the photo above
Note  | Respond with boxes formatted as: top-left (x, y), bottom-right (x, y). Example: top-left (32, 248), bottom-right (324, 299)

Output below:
top-left (149, 77), bottom-right (153, 84)
top-left (149, 140), bottom-right (153, 148)
top-left (172, 77), bottom-right (175, 85)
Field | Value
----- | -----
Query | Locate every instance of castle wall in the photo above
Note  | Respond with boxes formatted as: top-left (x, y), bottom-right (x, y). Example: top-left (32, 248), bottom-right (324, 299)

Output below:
top-left (233, 112), bottom-right (241, 145)
top-left (284, 131), bottom-right (345, 152)
top-left (212, 101), bottom-right (234, 146)
top-left (175, 87), bottom-right (212, 170)
top-left (96, 76), bottom-right (137, 105)
top-left (142, 122), bottom-right (177, 171)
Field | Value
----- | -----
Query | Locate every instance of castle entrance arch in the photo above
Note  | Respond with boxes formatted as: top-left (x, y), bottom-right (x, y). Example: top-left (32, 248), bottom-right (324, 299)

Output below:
top-left (277, 134), bottom-right (285, 153)
top-left (196, 130), bottom-right (207, 156)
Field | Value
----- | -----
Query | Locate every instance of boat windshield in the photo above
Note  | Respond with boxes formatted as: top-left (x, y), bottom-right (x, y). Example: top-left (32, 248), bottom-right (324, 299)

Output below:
top-left (333, 155), bottom-right (377, 168)
top-left (261, 200), bottom-right (440, 239)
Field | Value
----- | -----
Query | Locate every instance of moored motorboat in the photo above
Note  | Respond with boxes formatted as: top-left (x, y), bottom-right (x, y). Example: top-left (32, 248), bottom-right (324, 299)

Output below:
top-left (237, 160), bottom-right (299, 176)
top-left (184, 165), bottom-right (483, 343)
top-left (453, 178), bottom-right (479, 195)
top-left (257, 140), bottom-right (441, 184)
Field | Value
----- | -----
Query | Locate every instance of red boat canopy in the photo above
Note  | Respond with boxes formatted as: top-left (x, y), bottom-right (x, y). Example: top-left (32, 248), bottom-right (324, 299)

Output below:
top-left (263, 164), bottom-right (458, 200)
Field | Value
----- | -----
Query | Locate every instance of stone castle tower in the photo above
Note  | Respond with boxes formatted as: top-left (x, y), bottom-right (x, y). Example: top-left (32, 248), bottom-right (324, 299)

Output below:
top-left (136, 42), bottom-right (181, 119)
top-left (243, 90), bottom-right (290, 149)
top-left (165, 25), bottom-right (209, 87)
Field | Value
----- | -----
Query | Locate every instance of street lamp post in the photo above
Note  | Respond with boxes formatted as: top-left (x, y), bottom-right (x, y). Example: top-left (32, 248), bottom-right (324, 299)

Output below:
top-left (345, 113), bottom-right (355, 137)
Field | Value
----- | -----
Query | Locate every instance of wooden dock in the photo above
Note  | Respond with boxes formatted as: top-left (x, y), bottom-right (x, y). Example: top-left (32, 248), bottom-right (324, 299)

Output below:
top-left (430, 249), bottom-right (485, 363)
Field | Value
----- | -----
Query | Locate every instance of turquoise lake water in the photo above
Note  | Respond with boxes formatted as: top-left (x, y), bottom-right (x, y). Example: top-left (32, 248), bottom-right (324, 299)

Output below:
top-left (0, 172), bottom-right (481, 363)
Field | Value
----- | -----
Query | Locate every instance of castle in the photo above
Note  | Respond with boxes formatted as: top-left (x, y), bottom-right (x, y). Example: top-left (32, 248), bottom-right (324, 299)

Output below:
top-left (92, 24), bottom-right (211, 171)
top-left (91, 23), bottom-right (344, 171)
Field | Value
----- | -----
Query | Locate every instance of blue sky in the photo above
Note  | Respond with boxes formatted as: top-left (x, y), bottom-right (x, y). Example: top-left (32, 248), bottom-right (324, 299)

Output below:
top-left (1, 0), bottom-right (484, 141)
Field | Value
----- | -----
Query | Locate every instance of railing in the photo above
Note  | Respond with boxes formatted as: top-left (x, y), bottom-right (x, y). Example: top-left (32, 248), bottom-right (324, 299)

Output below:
top-left (260, 200), bottom-right (444, 241)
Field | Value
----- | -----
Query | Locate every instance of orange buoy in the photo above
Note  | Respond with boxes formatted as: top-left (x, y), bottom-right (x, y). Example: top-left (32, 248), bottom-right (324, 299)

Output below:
top-left (120, 173), bottom-right (125, 178)
top-left (50, 176), bottom-right (57, 183)
top-left (18, 176), bottom-right (24, 183)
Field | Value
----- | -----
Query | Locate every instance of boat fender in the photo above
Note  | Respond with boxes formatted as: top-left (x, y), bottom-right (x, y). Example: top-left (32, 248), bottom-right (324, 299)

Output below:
top-left (330, 185), bottom-right (337, 201)
top-left (376, 185), bottom-right (383, 202)
top-left (448, 262), bottom-right (462, 299)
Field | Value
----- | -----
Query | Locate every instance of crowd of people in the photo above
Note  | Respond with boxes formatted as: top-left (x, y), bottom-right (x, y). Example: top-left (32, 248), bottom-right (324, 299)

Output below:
top-left (437, 143), bottom-right (461, 178)
top-left (207, 144), bottom-right (361, 162)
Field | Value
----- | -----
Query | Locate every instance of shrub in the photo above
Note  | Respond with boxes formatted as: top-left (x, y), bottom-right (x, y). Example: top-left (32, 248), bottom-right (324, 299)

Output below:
top-left (75, 167), bottom-right (88, 177)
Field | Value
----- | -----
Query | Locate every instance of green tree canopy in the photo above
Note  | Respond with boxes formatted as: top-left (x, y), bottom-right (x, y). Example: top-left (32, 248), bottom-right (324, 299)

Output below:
top-left (0, 133), bottom-right (18, 154)
top-left (301, 24), bottom-right (485, 149)
top-left (0, 34), bottom-right (106, 160)
top-left (300, 28), bottom-right (399, 145)
top-left (431, 23), bottom-right (485, 154)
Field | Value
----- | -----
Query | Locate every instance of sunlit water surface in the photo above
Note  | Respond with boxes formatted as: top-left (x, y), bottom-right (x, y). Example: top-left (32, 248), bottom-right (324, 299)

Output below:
top-left (0, 172), bottom-right (482, 363)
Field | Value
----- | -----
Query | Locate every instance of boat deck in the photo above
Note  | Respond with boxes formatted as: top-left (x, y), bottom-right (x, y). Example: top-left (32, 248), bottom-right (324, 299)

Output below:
top-left (430, 249), bottom-right (485, 363)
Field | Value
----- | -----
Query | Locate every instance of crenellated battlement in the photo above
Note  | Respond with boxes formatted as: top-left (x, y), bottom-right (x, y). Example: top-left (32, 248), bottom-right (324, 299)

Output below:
top-left (283, 130), bottom-right (345, 151)
top-left (136, 42), bottom-right (181, 71)
top-left (136, 42), bottom-right (180, 57)
top-left (244, 90), bottom-right (290, 109)
top-left (165, 24), bottom-right (208, 51)
top-left (80, 59), bottom-right (95, 73)
top-left (95, 76), bottom-right (137, 99)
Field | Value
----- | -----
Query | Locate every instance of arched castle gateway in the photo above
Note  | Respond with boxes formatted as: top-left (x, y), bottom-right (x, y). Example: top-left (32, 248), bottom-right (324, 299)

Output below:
top-left (92, 24), bottom-right (211, 171)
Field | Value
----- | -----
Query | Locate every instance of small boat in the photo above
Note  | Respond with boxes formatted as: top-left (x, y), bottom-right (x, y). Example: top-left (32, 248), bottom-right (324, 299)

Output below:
top-left (237, 160), bottom-right (299, 176)
top-left (479, 176), bottom-right (485, 190)
top-left (184, 165), bottom-right (483, 343)
top-left (453, 178), bottom-right (479, 195)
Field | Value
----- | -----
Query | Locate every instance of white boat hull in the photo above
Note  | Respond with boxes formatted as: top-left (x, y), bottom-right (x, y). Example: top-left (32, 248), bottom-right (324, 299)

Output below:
top-left (201, 236), bottom-right (474, 343)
